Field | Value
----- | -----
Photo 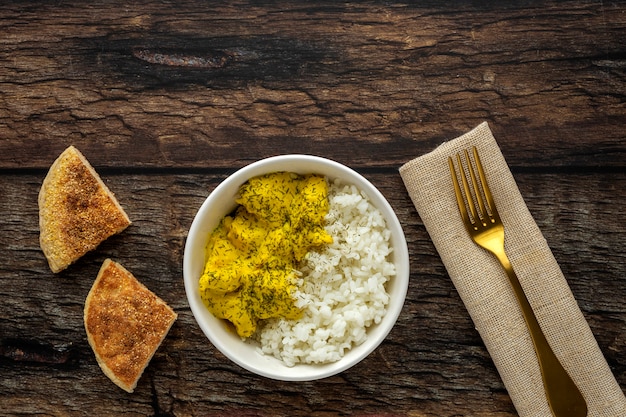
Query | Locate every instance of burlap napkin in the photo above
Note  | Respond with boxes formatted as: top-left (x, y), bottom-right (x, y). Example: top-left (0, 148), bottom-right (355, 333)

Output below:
top-left (399, 122), bottom-right (625, 416)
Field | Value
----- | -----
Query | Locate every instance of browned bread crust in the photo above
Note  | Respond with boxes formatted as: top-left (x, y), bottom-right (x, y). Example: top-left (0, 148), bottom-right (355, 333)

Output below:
top-left (39, 146), bottom-right (131, 273)
top-left (84, 259), bottom-right (177, 393)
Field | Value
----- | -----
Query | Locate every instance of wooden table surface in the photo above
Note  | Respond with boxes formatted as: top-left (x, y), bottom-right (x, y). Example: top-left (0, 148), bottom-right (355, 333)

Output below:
top-left (1, 1), bottom-right (625, 416)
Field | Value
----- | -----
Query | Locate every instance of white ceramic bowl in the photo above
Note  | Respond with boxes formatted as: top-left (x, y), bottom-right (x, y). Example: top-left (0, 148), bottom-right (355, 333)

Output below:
top-left (183, 155), bottom-right (409, 381)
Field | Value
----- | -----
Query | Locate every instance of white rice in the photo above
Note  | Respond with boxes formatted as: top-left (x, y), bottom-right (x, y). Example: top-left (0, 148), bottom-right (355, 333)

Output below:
top-left (253, 178), bottom-right (395, 366)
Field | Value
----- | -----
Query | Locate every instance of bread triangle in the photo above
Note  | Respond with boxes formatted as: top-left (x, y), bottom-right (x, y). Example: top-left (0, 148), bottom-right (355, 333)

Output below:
top-left (84, 259), bottom-right (177, 393)
top-left (39, 146), bottom-right (131, 272)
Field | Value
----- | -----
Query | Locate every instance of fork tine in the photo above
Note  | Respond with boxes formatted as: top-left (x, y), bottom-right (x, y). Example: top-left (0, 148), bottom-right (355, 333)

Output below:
top-left (457, 152), bottom-right (479, 224)
top-left (448, 156), bottom-right (471, 226)
top-left (471, 146), bottom-right (498, 222)
top-left (466, 148), bottom-right (488, 226)
top-left (449, 147), bottom-right (498, 229)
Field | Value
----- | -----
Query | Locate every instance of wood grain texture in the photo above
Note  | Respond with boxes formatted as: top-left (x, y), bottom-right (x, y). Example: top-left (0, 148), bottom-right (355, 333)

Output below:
top-left (1, 1), bottom-right (625, 416)
top-left (0, 0), bottom-right (625, 169)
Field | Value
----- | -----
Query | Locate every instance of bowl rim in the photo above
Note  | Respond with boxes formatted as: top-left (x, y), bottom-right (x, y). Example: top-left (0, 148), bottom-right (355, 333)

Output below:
top-left (183, 154), bottom-right (410, 381)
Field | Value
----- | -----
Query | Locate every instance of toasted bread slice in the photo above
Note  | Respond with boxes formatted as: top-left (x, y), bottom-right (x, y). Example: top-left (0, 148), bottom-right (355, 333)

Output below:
top-left (84, 259), bottom-right (177, 393)
top-left (39, 146), bottom-right (131, 273)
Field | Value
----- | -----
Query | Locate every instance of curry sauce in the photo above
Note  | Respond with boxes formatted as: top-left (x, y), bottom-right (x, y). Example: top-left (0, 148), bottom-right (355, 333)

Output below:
top-left (199, 172), bottom-right (333, 337)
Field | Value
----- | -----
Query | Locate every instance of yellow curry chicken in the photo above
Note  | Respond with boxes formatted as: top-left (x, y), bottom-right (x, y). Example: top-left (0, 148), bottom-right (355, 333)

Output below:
top-left (198, 172), bottom-right (333, 337)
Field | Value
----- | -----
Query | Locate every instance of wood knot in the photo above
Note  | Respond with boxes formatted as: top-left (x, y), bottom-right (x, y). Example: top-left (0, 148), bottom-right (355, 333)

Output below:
top-left (132, 48), bottom-right (235, 69)
top-left (1, 339), bottom-right (79, 368)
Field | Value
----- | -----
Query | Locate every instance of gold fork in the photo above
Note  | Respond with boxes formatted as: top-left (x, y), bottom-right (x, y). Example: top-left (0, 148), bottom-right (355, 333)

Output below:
top-left (448, 147), bottom-right (587, 417)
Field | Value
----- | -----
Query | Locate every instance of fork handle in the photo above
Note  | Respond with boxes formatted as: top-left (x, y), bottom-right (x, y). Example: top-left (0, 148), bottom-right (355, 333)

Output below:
top-left (493, 251), bottom-right (588, 417)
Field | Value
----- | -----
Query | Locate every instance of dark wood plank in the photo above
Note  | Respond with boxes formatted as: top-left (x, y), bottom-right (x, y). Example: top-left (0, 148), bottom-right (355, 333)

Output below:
top-left (1, 171), bottom-right (624, 416)
top-left (0, 0), bottom-right (624, 169)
